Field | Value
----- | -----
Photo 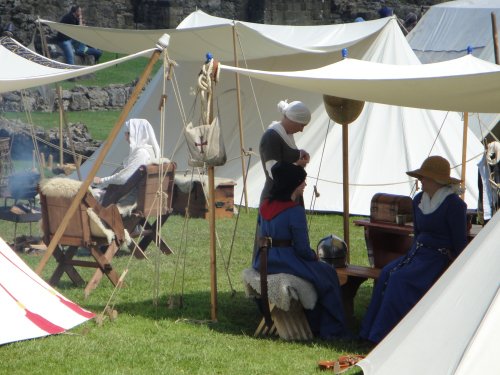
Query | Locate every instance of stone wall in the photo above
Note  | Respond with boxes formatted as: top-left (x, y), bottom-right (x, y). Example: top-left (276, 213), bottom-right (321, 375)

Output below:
top-left (0, 83), bottom-right (137, 113)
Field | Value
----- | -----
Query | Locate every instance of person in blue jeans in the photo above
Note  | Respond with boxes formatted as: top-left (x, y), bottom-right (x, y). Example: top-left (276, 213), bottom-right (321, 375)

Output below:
top-left (56, 5), bottom-right (101, 65)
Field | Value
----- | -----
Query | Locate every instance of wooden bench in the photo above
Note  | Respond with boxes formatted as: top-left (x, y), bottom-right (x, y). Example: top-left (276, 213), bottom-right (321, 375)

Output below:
top-left (335, 264), bottom-right (381, 326)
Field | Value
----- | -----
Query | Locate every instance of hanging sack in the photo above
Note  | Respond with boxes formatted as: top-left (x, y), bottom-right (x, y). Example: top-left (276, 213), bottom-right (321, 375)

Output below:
top-left (184, 117), bottom-right (227, 167)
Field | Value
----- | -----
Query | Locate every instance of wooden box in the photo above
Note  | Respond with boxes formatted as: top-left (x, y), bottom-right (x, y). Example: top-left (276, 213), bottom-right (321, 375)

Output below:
top-left (172, 177), bottom-right (236, 219)
top-left (370, 193), bottom-right (413, 224)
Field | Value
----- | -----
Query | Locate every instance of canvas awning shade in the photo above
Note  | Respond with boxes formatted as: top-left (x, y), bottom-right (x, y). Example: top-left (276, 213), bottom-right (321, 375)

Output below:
top-left (0, 36), bottom-right (155, 93)
top-left (219, 55), bottom-right (500, 114)
top-left (39, 13), bottom-right (392, 59)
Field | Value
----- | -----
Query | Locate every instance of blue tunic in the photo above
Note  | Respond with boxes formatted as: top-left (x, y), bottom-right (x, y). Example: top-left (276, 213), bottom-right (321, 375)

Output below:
top-left (360, 192), bottom-right (467, 343)
top-left (253, 200), bottom-right (347, 339)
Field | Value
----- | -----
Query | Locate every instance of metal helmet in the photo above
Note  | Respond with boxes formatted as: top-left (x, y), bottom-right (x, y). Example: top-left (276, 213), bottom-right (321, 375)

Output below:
top-left (317, 234), bottom-right (347, 268)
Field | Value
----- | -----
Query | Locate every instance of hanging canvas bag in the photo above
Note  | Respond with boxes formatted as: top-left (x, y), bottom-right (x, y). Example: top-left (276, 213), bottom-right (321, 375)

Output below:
top-left (184, 117), bottom-right (227, 167)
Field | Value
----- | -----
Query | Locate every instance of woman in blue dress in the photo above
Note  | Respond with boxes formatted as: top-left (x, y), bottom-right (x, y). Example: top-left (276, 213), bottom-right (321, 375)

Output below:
top-left (360, 156), bottom-right (468, 344)
top-left (253, 161), bottom-right (347, 339)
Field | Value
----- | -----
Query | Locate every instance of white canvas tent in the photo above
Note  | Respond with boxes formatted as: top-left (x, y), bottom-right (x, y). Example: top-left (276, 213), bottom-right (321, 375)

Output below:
top-left (42, 11), bottom-right (487, 215)
top-left (407, 0), bottom-right (500, 140)
top-left (0, 236), bottom-right (94, 345)
top-left (357, 210), bottom-right (500, 375)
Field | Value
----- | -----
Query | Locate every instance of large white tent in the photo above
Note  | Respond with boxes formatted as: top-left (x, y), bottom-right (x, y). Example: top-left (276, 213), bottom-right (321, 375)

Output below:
top-left (407, 0), bottom-right (500, 140)
top-left (357, 210), bottom-right (500, 375)
top-left (0, 237), bottom-right (94, 345)
top-left (41, 11), bottom-right (488, 215)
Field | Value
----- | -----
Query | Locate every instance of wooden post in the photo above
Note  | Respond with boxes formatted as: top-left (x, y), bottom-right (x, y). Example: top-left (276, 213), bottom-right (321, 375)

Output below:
top-left (492, 13), bottom-right (499, 65)
top-left (58, 86), bottom-right (64, 167)
top-left (342, 123), bottom-right (350, 257)
top-left (232, 25), bottom-right (249, 211)
top-left (207, 63), bottom-right (218, 322)
top-left (461, 112), bottom-right (468, 200)
top-left (35, 47), bottom-right (164, 276)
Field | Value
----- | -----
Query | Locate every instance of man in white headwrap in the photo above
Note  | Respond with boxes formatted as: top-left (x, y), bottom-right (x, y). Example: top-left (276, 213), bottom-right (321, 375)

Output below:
top-left (259, 100), bottom-right (311, 202)
top-left (93, 118), bottom-right (161, 205)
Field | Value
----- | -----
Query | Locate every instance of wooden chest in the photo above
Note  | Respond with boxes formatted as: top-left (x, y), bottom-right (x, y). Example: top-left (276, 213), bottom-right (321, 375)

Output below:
top-left (370, 193), bottom-right (413, 224)
top-left (172, 176), bottom-right (236, 219)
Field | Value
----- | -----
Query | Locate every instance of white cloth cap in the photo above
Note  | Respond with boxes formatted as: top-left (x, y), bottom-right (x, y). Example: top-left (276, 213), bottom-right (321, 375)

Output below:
top-left (277, 100), bottom-right (311, 125)
top-left (125, 118), bottom-right (160, 159)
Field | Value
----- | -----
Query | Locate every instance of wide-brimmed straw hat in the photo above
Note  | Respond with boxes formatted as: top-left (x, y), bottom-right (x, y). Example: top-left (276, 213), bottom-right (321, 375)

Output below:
top-left (406, 156), bottom-right (461, 185)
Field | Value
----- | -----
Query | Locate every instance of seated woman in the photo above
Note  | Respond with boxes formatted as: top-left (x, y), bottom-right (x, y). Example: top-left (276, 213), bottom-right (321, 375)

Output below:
top-left (360, 156), bottom-right (468, 344)
top-left (253, 161), bottom-right (347, 340)
top-left (93, 118), bottom-right (160, 206)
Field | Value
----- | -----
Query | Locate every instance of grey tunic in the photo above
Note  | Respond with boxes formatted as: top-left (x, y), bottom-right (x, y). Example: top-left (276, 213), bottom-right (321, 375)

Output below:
top-left (259, 128), bottom-right (301, 202)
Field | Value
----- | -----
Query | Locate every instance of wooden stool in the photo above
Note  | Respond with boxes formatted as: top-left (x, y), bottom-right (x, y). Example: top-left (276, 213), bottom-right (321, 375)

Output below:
top-left (242, 268), bottom-right (317, 341)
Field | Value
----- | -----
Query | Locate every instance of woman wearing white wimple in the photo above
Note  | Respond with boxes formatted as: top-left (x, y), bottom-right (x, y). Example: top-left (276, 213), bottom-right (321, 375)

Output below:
top-left (259, 99), bottom-right (311, 203)
top-left (93, 118), bottom-right (160, 205)
top-left (360, 156), bottom-right (468, 344)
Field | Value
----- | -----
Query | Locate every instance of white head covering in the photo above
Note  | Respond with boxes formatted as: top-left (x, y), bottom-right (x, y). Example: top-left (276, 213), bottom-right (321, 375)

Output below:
top-left (277, 100), bottom-right (311, 125)
top-left (125, 118), bottom-right (160, 159)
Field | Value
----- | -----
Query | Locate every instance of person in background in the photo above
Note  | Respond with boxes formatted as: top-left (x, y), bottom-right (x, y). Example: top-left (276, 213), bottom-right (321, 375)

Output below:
top-left (253, 161), bottom-right (347, 340)
top-left (259, 99), bottom-right (311, 203)
top-left (93, 118), bottom-right (160, 206)
top-left (378, 0), bottom-right (394, 18)
top-left (56, 5), bottom-right (102, 65)
top-left (360, 156), bottom-right (467, 344)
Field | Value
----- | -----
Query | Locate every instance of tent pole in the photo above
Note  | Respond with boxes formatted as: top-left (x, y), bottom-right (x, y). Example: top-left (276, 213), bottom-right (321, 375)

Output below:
top-left (232, 25), bottom-right (249, 211)
top-left (492, 13), bottom-right (499, 65)
top-left (461, 112), bottom-right (468, 200)
top-left (208, 81), bottom-right (218, 322)
top-left (342, 124), bottom-right (350, 256)
top-left (35, 48), bottom-right (163, 276)
top-left (58, 86), bottom-right (64, 168)
top-left (55, 85), bottom-right (83, 179)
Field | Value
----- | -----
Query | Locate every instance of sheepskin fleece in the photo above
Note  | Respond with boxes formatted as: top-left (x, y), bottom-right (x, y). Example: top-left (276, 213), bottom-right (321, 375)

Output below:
top-left (40, 177), bottom-right (87, 198)
top-left (242, 268), bottom-right (317, 311)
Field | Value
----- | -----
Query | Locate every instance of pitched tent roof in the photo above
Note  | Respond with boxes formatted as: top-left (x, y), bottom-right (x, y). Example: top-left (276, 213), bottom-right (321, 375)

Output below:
top-left (357, 210), bottom-right (500, 375)
top-left (43, 12), bottom-right (486, 214)
top-left (407, 0), bottom-right (500, 140)
top-left (0, 237), bottom-right (94, 345)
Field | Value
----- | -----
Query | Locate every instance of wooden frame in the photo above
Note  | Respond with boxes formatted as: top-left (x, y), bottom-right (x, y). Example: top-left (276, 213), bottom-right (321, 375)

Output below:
top-left (40, 188), bottom-right (126, 298)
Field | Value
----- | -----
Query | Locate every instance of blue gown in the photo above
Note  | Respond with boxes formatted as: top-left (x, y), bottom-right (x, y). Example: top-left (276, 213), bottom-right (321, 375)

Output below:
top-left (360, 192), bottom-right (467, 343)
top-left (253, 199), bottom-right (347, 339)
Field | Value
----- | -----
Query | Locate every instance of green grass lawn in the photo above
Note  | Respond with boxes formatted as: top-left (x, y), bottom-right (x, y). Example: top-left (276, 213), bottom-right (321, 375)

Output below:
top-left (0, 209), bottom-right (371, 375)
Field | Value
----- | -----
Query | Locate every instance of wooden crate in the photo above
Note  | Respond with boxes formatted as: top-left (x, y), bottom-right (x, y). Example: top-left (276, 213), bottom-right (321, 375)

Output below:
top-left (172, 177), bottom-right (236, 219)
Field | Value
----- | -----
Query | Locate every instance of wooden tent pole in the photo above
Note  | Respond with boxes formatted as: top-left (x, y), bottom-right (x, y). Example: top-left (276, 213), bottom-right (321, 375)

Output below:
top-left (492, 13), bottom-right (499, 65)
top-left (232, 25), bottom-right (249, 211)
top-left (461, 112), bottom-right (468, 200)
top-left (58, 86), bottom-right (64, 168)
top-left (342, 123), bottom-right (350, 256)
top-left (207, 75), bottom-right (218, 322)
top-left (36, 48), bottom-right (163, 276)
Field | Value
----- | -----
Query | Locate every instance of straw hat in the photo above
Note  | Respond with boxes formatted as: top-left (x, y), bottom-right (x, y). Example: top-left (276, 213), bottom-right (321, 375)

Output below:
top-left (406, 156), bottom-right (461, 185)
